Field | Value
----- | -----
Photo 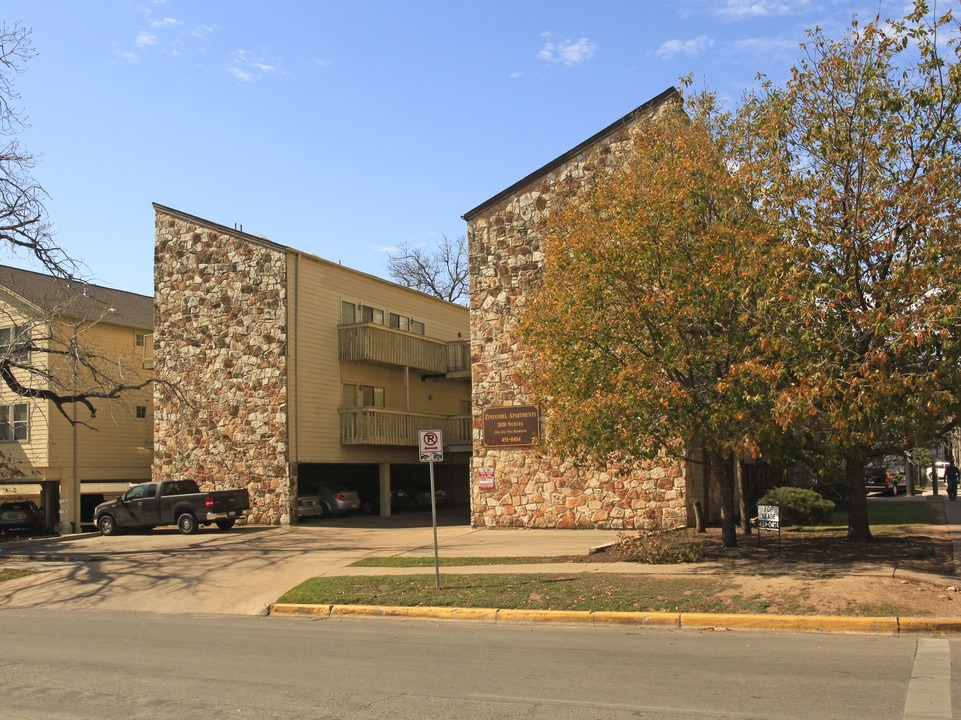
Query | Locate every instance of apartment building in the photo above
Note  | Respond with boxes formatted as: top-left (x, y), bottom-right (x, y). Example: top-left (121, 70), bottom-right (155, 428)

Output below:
top-left (0, 265), bottom-right (154, 532)
top-left (463, 88), bottom-right (697, 530)
top-left (152, 205), bottom-right (470, 525)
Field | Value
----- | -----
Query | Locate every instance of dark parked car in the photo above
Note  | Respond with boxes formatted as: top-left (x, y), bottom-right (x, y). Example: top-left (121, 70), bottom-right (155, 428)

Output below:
top-left (354, 478), bottom-right (447, 514)
top-left (0, 500), bottom-right (42, 532)
top-left (394, 479), bottom-right (448, 510)
top-left (864, 465), bottom-right (904, 496)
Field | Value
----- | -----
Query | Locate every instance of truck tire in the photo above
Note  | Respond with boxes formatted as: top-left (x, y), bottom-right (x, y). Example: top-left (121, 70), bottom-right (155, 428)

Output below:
top-left (215, 519), bottom-right (236, 530)
top-left (177, 513), bottom-right (198, 535)
top-left (98, 515), bottom-right (118, 536)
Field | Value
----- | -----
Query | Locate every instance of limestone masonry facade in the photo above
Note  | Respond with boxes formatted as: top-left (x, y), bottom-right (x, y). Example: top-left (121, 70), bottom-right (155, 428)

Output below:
top-left (153, 207), bottom-right (292, 526)
top-left (463, 88), bottom-right (696, 530)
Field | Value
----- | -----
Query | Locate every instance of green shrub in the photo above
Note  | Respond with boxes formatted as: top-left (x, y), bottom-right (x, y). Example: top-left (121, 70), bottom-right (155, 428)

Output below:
top-left (615, 529), bottom-right (706, 564)
top-left (756, 486), bottom-right (835, 526)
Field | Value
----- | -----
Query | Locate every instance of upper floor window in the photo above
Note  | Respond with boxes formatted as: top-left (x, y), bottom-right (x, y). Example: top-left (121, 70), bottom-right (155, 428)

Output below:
top-left (389, 313), bottom-right (409, 332)
top-left (360, 305), bottom-right (384, 324)
top-left (0, 403), bottom-right (28, 442)
top-left (136, 406), bottom-right (147, 419)
top-left (135, 333), bottom-right (146, 347)
top-left (0, 326), bottom-right (29, 362)
top-left (343, 300), bottom-right (425, 334)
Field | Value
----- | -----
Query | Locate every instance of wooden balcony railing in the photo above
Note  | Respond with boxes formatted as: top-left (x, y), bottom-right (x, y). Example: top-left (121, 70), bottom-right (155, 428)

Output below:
top-left (339, 408), bottom-right (472, 449)
top-left (446, 340), bottom-right (470, 375)
top-left (339, 324), bottom-right (470, 375)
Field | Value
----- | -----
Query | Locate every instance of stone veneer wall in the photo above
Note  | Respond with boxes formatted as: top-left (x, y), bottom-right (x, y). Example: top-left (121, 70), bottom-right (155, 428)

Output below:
top-left (467, 98), bottom-right (691, 530)
top-left (153, 208), bottom-right (292, 526)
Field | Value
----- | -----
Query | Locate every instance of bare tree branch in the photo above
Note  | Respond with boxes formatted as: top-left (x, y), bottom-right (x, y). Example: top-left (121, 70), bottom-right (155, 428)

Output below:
top-left (0, 22), bottom-right (77, 279)
top-left (385, 235), bottom-right (468, 304)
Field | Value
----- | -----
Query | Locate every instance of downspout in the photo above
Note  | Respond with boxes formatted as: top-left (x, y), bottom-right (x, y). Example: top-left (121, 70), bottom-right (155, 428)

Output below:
top-left (290, 251), bottom-right (300, 523)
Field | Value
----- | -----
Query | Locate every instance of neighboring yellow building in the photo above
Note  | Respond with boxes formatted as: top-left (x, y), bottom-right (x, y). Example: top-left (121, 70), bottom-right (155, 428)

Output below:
top-left (152, 205), bottom-right (471, 525)
top-left (0, 264), bottom-right (154, 533)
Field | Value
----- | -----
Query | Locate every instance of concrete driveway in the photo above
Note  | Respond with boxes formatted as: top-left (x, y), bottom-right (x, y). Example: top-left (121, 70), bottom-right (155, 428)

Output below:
top-left (0, 512), bottom-right (620, 616)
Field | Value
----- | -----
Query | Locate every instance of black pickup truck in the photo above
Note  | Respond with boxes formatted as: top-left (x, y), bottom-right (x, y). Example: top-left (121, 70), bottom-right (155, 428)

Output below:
top-left (93, 480), bottom-right (250, 535)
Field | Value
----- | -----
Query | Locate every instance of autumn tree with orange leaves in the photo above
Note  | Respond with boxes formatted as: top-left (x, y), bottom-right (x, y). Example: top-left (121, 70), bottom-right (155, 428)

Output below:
top-left (522, 2), bottom-right (961, 546)
top-left (520, 93), bottom-right (781, 548)
top-left (735, 1), bottom-right (961, 541)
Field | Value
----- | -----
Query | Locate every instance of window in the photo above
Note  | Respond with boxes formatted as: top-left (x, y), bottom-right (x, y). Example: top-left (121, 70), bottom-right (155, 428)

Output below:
top-left (360, 385), bottom-right (385, 407)
top-left (389, 312), bottom-right (425, 335)
top-left (360, 305), bottom-right (384, 324)
top-left (341, 301), bottom-right (357, 324)
top-left (0, 326), bottom-right (29, 362)
top-left (342, 384), bottom-right (385, 408)
top-left (136, 406), bottom-right (147, 419)
top-left (135, 333), bottom-right (146, 347)
top-left (389, 313), bottom-right (410, 332)
top-left (0, 404), bottom-right (28, 442)
top-left (342, 384), bottom-right (357, 407)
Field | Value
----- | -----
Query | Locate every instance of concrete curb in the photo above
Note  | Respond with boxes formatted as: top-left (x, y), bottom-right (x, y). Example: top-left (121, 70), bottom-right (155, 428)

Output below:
top-left (267, 602), bottom-right (961, 634)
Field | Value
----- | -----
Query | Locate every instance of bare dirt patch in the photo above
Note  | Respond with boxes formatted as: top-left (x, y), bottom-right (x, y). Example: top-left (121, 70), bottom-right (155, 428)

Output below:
top-left (592, 524), bottom-right (960, 617)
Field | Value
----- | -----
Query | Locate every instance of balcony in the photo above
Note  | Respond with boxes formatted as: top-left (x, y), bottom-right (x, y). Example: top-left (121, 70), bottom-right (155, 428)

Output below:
top-left (339, 408), bottom-right (472, 451)
top-left (339, 324), bottom-right (470, 376)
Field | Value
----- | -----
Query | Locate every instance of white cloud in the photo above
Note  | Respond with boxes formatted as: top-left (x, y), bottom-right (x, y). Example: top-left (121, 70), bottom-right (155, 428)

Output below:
top-left (190, 24), bottom-right (216, 41)
top-left (227, 49), bottom-right (284, 83)
top-left (656, 35), bottom-right (714, 59)
top-left (716, 0), bottom-right (803, 18)
top-left (538, 35), bottom-right (597, 66)
top-left (150, 17), bottom-right (181, 29)
top-left (135, 31), bottom-right (157, 49)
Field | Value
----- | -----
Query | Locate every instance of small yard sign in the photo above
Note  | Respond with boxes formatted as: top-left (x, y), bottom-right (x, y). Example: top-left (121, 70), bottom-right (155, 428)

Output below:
top-left (756, 504), bottom-right (781, 552)
top-left (757, 505), bottom-right (780, 531)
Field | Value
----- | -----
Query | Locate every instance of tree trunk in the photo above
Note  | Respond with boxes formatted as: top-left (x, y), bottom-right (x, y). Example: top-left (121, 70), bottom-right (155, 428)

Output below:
top-left (737, 459), bottom-right (752, 535)
top-left (845, 456), bottom-right (872, 542)
top-left (710, 449), bottom-right (738, 548)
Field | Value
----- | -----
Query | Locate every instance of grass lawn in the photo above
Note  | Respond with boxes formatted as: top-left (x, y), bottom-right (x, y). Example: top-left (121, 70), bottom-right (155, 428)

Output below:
top-left (275, 496), bottom-right (948, 615)
top-left (0, 568), bottom-right (34, 582)
top-left (276, 573), bottom-right (792, 615)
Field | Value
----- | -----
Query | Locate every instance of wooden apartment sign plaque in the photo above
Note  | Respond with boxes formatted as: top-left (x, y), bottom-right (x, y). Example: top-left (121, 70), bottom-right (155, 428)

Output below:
top-left (482, 405), bottom-right (539, 447)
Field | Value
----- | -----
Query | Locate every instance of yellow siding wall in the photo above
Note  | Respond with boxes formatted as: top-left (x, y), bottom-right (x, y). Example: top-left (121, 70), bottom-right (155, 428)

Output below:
top-left (288, 250), bottom-right (470, 464)
top-left (0, 298), bottom-right (153, 484)
top-left (0, 299), bottom-right (49, 476)
top-left (45, 321), bottom-right (154, 481)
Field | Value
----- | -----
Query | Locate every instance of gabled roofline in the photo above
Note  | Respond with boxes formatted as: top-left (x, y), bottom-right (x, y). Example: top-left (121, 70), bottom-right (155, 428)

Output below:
top-left (153, 203), bottom-right (290, 255)
top-left (0, 264), bottom-right (154, 330)
top-left (152, 204), bottom-right (469, 310)
top-left (461, 86), bottom-right (681, 222)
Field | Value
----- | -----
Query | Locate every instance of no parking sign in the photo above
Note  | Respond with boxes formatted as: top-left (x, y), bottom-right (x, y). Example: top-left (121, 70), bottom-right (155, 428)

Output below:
top-left (418, 430), bottom-right (444, 463)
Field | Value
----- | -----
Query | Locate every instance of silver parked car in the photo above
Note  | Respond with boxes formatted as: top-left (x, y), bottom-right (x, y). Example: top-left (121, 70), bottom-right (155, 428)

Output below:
top-left (300, 482), bottom-right (360, 519)
top-left (0, 500), bottom-right (42, 532)
top-left (296, 494), bottom-right (325, 519)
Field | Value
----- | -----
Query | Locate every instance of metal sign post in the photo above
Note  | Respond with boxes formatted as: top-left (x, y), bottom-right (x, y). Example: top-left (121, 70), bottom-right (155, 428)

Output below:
top-left (418, 430), bottom-right (444, 589)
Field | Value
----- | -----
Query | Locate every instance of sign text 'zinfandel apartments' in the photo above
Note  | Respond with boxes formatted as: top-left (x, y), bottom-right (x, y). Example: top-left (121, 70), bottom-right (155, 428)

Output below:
top-left (482, 405), bottom-right (539, 447)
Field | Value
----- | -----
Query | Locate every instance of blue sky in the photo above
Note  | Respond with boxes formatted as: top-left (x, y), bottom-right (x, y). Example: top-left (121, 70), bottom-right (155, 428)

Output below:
top-left (2, 0), bottom-right (896, 297)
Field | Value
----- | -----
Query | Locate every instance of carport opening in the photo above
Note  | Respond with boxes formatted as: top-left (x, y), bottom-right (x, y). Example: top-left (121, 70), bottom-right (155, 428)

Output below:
top-left (296, 462), bottom-right (469, 522)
